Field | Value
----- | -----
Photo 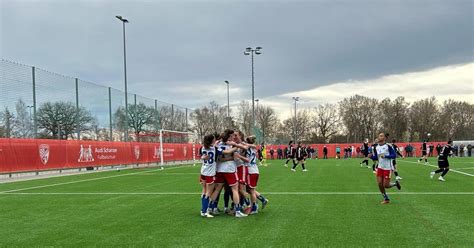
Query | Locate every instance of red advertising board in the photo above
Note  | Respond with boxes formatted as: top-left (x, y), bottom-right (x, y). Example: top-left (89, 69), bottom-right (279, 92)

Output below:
top-left (0, 139), bottom-right (196, 173)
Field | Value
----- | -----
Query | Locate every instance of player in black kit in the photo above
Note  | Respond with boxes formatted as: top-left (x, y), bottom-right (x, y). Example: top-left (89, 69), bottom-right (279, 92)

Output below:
top-left (418, 140), bottom-right (429, 164)
top-left (430, 140), bottom-right (453, 182)
top-left (284, 141), bottom-right (295, 167)
top-left (360, 139), bottom-right (370, 168)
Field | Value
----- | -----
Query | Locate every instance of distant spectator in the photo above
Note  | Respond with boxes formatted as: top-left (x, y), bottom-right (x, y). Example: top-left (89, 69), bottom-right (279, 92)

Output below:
top-left (270, 148), bottom-right (275, 160)
top-left (336, 146), bottom-right (341, 159)
top-left (453, 145), bottom-right (459, 156)
top-left (436, 144), bottom-right (442, 156)
top-left (314, 147), bottom-right (319, 159)
top-left (467, 144), bottom-right (472, 157)
top-left (356, 146), bottom-right (361, 158)
top-left (323, 146), bottom-right (328, 159)
top-left (405, 144), bottom-right (413, 157)
top-left (429, 143), bottom-right (435, 157)
top-left (459, 144), bottom-right (465, 157)
top-left (277, 147), bottom-right (283, 159)
top-left (283, 147), bottom-right (288, 159)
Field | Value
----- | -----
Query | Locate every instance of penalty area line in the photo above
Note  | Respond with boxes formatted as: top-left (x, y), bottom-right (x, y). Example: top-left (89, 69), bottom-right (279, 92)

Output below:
top-left (1, 192), bottom-right (473, 195)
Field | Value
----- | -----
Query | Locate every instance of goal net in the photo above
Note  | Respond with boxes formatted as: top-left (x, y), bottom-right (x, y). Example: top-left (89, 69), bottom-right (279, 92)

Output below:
top-left (137, 129), bottom-right (199, 166)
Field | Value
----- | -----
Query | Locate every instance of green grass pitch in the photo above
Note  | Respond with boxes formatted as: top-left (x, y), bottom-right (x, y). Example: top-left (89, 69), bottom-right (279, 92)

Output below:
top-left (1, 157), bottom-right (473, 247)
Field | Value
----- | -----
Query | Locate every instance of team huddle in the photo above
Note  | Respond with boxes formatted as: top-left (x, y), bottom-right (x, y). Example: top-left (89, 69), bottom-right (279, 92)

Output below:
top-left (198, 129), bottom-right (269, 218)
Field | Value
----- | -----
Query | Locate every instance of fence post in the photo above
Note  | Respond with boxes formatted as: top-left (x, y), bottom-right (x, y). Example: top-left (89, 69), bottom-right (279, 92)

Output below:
top-left (185, 107), bottom-right (188, 131)
top-left (32, 66), bottom-right (37, 138)
top-left (75, 78), bottom-right (80, 140)
top-left (108, 87), bottom-right (113, 141)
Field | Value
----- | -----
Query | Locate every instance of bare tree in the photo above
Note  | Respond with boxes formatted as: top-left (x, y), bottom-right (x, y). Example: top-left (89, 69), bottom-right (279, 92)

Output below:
top-left (338, 95), bottom-right (380, 142)
top-left (114, 103), bottom-right (159, 141)
top-left (13, 99), bottom-right (33, 138)
top-left (0, 107), bottom-right (15, 138)
top-left (438, 100), bottom-right (474, 140)
top-left (256, 105), bottom-right (278, 143)
top-left (311, 104), bottom-right (340, 143)
top-left (236, 101), bottom-right (253, 136)
top-left (377, 97), bottom-right (409, 141)
top-left (36, 101), bottom-right (96, 139)
top-left (283, 109), bottom-right (311, 142)
top-left (408, 97), bottom-right (440, 141)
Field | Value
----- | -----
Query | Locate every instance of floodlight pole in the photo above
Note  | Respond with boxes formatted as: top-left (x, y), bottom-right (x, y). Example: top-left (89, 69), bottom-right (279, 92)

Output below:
top-left (292, 97), bottom-right (300, 142)
top-left (244, 47), bottom-right (262, 133)
top-left (116, 15), bottom-right (129, 141)
top-left (225, 81), bottom-right (230, 125)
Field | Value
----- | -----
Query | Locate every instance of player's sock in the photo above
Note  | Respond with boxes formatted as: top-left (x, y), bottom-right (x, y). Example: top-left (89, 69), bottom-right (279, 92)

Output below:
top-left (224, 191), bottom-right (230, 208)
top-left (235, 204), bottom-right (241, 212)
top-left (441, 168), bottom-right (449, 177)
top-left (244, 198), bottom-right (250, 206)
top-left (201, 196), bottom-right (205, 213)
top-left (251, 203), bottom-right (258, 212)
top-left (394, 171), bottom-right (399, 177)
top-left (202, 197), bottom-right (210, 213)
top-left (372, 164), bottom-right (376, 171)
top-left (257, 194), bottom-right (266, 203)
top-left (292, 163), bottom-right (297, 170)
top-left (302, 163), bottom-right (306, 170)
top-left (425, 159), bottom-right (428, 163)
top-left (382, 192), bottom-right (389, 201)
top-left (434, 168), bottom-right (444, 174)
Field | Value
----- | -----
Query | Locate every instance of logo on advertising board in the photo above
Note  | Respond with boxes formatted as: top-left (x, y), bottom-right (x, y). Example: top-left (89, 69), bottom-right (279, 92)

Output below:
top-left (39, 144), bottom-right (50, 165)
top-left (153, 147), bottom-right (161, 159)
top-left (134, 145), bottom-right (140, 160)
top-left (78, 145), bottom-right (94, 162)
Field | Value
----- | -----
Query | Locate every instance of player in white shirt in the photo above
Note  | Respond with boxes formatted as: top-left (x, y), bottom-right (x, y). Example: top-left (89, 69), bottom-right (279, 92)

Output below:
top-left (375, 132), bottom-right (401, 204)
top-left (199, 134), bottom-right (220, 218)
top-left (209, 129), bottom-right (249, 218)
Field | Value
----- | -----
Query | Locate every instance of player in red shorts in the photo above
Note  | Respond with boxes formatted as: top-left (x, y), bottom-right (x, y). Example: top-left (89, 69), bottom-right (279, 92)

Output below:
top-left (245, 136), bottom-right (269, 214)
top-left (235, 131), bottom-right (252, 209)
top-left (209, 129), bottom-right (249, 218)
top-left (375, 132), bottom-right (401, 204)
top-left (199, 134), bottom-right (220, 218)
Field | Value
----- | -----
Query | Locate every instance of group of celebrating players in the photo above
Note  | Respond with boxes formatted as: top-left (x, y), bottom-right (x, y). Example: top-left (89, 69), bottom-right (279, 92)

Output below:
top-left (198, 129), bottom-right (269, 218)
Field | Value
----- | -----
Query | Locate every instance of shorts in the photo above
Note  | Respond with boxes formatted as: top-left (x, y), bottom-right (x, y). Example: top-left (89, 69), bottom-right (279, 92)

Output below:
top-left (247, 173), bottom-right (259, 188)
top-left (297, 157), bottom-right (305, 161)
top-left (376, 168), bottom-right (392, 180)
top-left (200, 175), bottom-right (215, 184)
top-left (288, 154), bottom-right (295, 159)
top-left (438, 160), bottom-right (449, 168)
top-left (237, 166), bottom-right (248, 184)
top-left (363, 153), bottom-right (369, 158)
top-left (215, 172), bottom-right (238, 186)
top-left (422, 151), bottom-right (427, 156)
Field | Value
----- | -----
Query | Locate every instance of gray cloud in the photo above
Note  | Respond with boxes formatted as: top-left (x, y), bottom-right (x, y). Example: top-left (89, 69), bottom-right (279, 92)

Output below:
top-left (1, 0), bottom-right (472, 108)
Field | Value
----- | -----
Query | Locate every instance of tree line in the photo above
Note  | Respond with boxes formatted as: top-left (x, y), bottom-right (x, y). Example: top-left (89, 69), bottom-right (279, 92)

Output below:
top-left (1, 95), bottom-right (473, 143)
top-left (190, 95), bottom-right (474, 144)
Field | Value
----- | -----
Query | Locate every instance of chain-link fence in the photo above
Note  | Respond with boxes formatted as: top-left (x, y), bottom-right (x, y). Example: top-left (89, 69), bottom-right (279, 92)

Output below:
top-left (0, 59), bottom-right (190, 142)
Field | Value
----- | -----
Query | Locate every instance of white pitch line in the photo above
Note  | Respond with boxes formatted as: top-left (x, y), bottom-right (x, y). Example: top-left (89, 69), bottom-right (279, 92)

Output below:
top-left (0, 165), bottom-right (193, 194)
top-left (0, 192), bottom-right (473, 195)
top-left (400, 160), bottom-right (474, 177)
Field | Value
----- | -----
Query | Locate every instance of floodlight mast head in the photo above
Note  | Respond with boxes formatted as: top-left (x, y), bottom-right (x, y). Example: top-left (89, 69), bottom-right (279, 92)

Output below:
top-left (293, 96), bottom-right (300, 101)
top-left (116, 15), bottom-right (129, 23)
top-left (224, 80), bottom-right (229, 84)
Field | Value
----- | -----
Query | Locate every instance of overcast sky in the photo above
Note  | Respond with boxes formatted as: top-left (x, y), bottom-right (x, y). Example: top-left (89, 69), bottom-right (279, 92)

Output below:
top-left (1, 0), bottom-right (473, 119)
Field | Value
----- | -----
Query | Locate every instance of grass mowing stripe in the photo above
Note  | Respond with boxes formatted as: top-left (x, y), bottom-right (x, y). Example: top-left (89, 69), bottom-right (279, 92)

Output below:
top-left (0, 165), bottom-right (193, 193)
top-left (400, 160), bottom-right (474, 177)
top-left (1, 192), bottom-right (473, 195)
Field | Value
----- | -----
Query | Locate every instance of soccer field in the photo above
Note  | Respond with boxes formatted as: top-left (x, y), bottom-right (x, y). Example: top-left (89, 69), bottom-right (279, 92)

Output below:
top-left (1, 157), bottom-right (473, 247)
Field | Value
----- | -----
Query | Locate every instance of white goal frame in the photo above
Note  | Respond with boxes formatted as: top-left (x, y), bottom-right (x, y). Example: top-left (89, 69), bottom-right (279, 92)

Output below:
top-left (158, 129), bottom-right (198, 166)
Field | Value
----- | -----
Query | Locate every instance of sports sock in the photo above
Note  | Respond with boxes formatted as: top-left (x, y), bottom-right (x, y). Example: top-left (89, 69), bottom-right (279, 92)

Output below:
top-left (302, 163), bottom-right (306, 170)
top-left (372, 164), bottom-right (376, 171)
top-left (425, 159), bottom-right (428, 163)
top-left (201, 196), bottom-right (205, 213)
top-left (257, 194), bottom-right (266, 203)
top-left (382, 193), bottom-right (389, 200)
top-left (394, 171), bottom-right (399, 176)
top-left (434, 168), bottom-right (444, 174)
top-left (251, 203), bottom-right (258, 212)
top-left (441, 168), bottom-right (449, 177)
top-left (292, 163), bottom-right (297, 170)
top-left (224, 190), bottom-right (230, 208)
top-left (203, 197), bottom-right (210, 213)
top-left (244, 198), bottom-right (250, 206)
top-left (235, 204), bottom-right (241, 212)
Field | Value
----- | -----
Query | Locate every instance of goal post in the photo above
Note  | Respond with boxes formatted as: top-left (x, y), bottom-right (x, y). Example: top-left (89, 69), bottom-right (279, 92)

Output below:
top-left (158, 129), bottom-right (199, 167)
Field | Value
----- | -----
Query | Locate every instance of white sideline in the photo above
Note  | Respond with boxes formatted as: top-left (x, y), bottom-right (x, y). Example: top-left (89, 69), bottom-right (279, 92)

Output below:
top-left (400, 160), bottom-right (474, 177)
top-left (0, 192), bottom-right (473, 195)
top-left (0, 165), bottom-right (193, 194)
